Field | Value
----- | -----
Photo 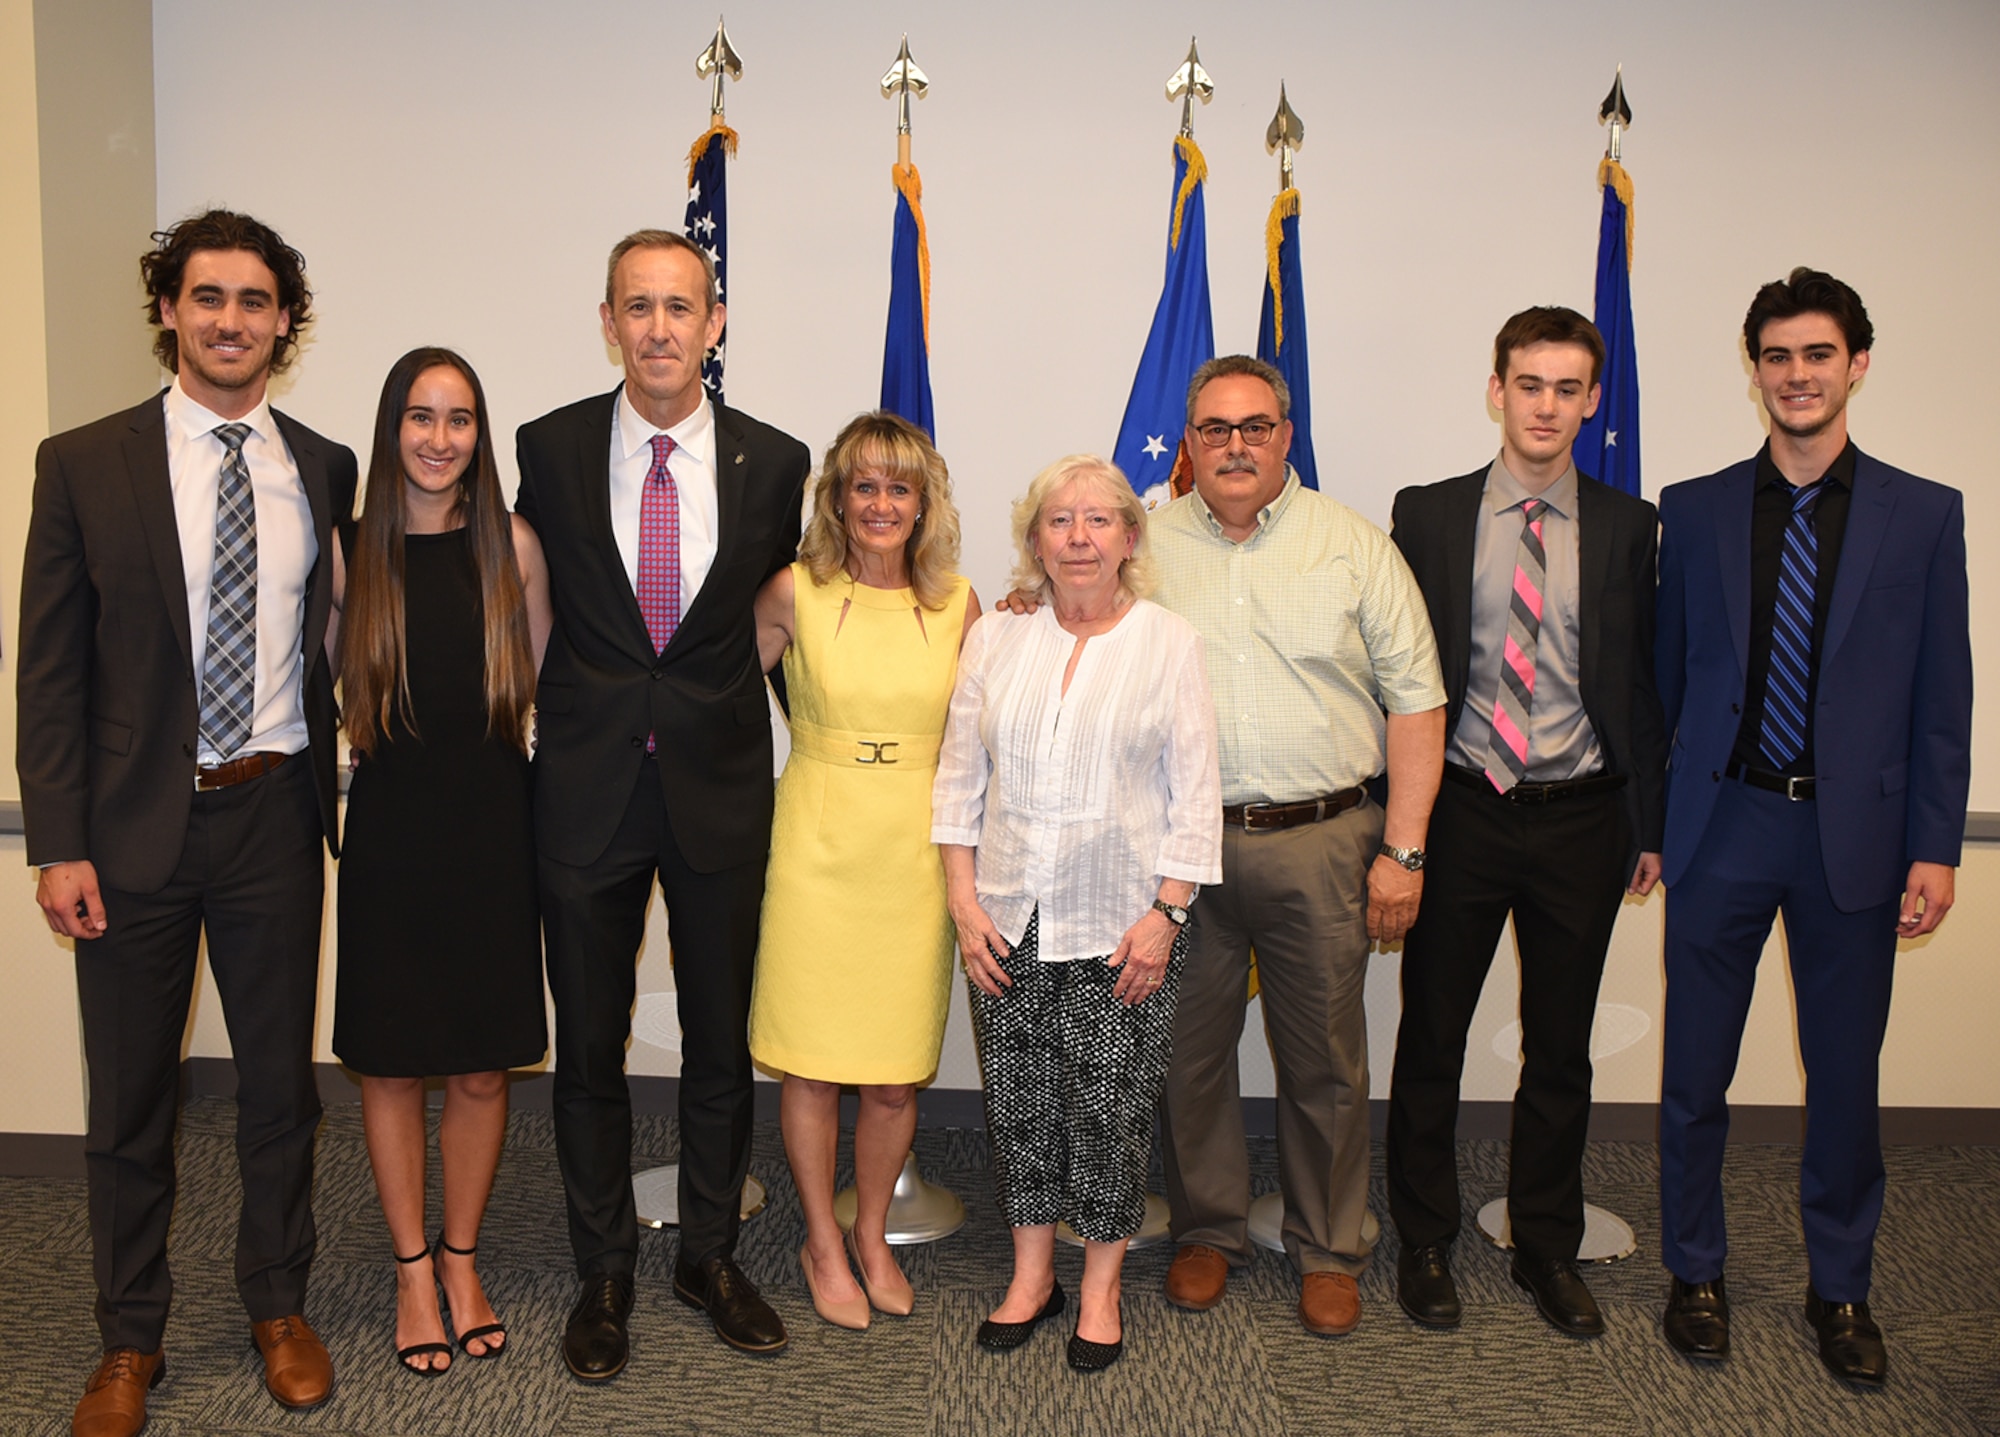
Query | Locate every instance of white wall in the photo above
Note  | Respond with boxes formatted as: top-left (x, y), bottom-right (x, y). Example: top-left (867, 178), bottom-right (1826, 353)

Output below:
top-left (9, 0), bottom-right (2000, 1138)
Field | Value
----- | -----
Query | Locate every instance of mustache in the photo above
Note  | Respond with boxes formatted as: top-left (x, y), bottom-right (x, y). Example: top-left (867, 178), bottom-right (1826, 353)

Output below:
top-left (1214, 456), bottom-right (1261, 475)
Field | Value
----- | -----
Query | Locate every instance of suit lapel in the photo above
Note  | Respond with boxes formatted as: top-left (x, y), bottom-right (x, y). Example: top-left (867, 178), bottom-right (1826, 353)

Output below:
top-left (123, 396), bottom-right (195, 675)
top-left (1576, 478), bottom-right (1610, 699)
top-left (1441, 475), bottom-right (1480, 716)
top-left (274, 409), bottom-right (335, 656)
top-left (1821, 450), bottom-right (1894, 668)
top-left (1716, 460), bottom-right (1756, 680)
top-left (588, 390), bottom-right (655, 657)
top-left (671, 401), bottom-right (749, 649)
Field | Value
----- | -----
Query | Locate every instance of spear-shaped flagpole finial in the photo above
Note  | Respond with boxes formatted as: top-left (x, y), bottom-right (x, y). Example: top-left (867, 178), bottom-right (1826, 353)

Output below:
top-left (696, 16), bottom-right (743, 119)
top-left (1266, 82), bottom-right (1304, 192)
top-left (1598, 64), bottom-right (1632, 162)
top-left (881, 36), bottom-right (930, 137)
top-left (1166, 37), bottom-right (1213, 138)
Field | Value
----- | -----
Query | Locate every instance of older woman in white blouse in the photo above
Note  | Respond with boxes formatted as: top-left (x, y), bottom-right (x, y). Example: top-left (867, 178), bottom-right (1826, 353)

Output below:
top-left (933, 454), bottom-right (1221, 1373)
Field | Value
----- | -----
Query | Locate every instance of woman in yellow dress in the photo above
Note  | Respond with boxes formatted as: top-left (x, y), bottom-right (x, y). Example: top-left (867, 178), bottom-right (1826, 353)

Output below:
top-left (749, 411), bottom-right (979, 1330)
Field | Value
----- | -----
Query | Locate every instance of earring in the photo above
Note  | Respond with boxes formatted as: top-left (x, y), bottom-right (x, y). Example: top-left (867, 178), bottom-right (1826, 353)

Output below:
top-left (916, 510), bottom-right (925, 521)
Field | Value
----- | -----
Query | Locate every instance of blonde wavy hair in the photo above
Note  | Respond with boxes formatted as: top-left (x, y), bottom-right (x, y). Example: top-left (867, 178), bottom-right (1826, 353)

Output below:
top-left (1006, 454), bottom-right (1156, 604)
top-left (797, 411), bottom-right (961, 610)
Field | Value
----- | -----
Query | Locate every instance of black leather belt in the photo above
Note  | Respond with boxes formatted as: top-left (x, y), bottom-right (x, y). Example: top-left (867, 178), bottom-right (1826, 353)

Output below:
top-left (1726, 758), bottom-right (1815, 801)
top-left (1444, 763), bottom-right (1625, 805)
top-left (1222, 787), bottom-right (1366, 832)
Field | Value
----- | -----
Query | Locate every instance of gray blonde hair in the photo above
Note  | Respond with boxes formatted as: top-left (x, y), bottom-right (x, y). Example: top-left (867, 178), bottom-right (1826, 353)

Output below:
top-left (1006, 454), bottom-right (1155, 604)
top-left (798, 411), bottom-right (962, 610)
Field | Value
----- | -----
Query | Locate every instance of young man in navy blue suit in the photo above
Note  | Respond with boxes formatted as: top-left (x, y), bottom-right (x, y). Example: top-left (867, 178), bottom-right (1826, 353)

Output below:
top-left (1654, 269), bottom-right (1971, 1386)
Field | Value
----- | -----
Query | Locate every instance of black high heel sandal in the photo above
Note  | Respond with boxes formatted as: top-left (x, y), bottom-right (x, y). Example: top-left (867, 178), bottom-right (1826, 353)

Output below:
top-left (437, 1238), bottom-right (507, 1359)
top-left (392, 1245), bottom-right (451, 1377)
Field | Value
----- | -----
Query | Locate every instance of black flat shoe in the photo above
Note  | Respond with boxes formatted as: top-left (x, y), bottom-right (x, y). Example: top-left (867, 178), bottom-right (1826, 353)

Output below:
top-left (976, 1281), bottom-right (1066, 1350)
top-left (562, 1273), bottom-right (635, 1381)
top-left (392, 1243), bottom-right (450, 1377)
top-left (438, 1238), bottom-right (506, 1360)
top-left (674, 1255), bottom-right (788, 1355)
top-left (1805, 1288), bottom-right (1887, 1387)
top-left (1663, 1275), bottom-right (1729, 1361)
top-left (1510, 1255), bottom-right (1604, 1337)
top-left (1397, 1243), bottom-right (1462, 1329)
top-left (1066, 1328), bottom-right (1123, 1372)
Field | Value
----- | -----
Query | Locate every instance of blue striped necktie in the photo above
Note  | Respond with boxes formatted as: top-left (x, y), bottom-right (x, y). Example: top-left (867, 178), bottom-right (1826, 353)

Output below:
top-left (1758, 479), bottom-right (1826, 769)
top-left (198, 422), bottom-right (258, 758)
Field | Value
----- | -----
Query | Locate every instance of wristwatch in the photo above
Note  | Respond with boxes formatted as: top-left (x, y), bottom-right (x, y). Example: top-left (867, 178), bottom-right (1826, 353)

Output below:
top-left (1377, 843), bottom-right (1427, 872)
top-left (1152, 898), bottom-right (1190, 927)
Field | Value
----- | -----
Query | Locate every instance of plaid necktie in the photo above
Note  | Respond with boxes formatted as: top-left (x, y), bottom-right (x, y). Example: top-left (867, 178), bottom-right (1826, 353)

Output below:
top-left (1484, 498), bottom-right (1547, 793)
top-left (1759, 479), bottom-right (1827, 769)
top-left (198, 422), bottom-right (257, 758)
top-left (636, 433), bottom-right (681, 755)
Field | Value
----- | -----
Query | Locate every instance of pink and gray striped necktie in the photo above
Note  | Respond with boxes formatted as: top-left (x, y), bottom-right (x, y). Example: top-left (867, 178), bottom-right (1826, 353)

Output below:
top-left (1484, 498), bottom-right (1547, 793)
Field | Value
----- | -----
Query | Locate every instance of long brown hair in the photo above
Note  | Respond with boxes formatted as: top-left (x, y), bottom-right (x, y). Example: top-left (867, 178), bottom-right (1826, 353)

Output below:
top-left (341, 347), bottom-right (534, 756)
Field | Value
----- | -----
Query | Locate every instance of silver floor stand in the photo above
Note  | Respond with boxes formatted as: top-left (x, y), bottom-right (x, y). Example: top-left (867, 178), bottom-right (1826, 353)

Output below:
top-left (632, 1164), bottom-right (769, 1229)
top-left (1248, 1192), bottom-right (1381, 1254)
top-left (832, 1150), bottom-right (966, 1244)
top-left (1056, 1192), bottom-right (1172, 1250)
top-left (1474, 1198), bottom-right (1637, 1263)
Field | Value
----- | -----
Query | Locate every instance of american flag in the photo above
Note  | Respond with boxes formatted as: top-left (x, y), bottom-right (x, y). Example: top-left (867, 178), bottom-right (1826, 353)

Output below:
top-left (684, 123), bottom-right (735, 402)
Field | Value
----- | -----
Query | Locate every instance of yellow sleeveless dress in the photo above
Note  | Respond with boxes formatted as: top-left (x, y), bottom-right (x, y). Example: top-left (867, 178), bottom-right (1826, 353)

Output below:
top-left (749, 563), bottom-right (969, 1084)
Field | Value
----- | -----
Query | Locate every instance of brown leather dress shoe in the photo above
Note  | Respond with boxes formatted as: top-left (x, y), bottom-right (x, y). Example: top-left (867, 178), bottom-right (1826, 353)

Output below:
top-left (1299, 1271), bottom-right (1361, 1335)
top-left (73, 1347), bottom-right (164, 1437)
top-left (251, 1315), bottom-right (333, 1410)
top-left (1164, 1244), bottom-right (1229, 1311)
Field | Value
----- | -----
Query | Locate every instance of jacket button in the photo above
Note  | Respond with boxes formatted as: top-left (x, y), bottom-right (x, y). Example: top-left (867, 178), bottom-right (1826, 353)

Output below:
top-left (630, 736), bottom-right (643, 748)
top-left (1731, 702), bottom-right (1741, 714)
top-left (651, 667), bottom-right (664, 680)
top-left (182, 743), bottom-right (193, 758)
top-left (1711, 771), bottom-right (1721, 781)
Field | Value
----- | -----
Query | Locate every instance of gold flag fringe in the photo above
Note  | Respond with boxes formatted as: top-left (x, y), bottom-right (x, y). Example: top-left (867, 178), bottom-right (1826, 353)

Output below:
top-left (893, 160), bottom-right (931, 352)
top-left (1169, 134), bottom-right (1208, 253)
top-left (685, 120), bottom-right (739, 190)
top-left (1264, 188), bottom-right (1301, 355)
top-left (1598, 158), bottom-right (1635, 270)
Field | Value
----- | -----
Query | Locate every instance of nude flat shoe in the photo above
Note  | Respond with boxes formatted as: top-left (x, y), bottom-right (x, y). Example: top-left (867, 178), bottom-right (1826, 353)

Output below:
top-left (800, 1245), bottom-right (869, 1330)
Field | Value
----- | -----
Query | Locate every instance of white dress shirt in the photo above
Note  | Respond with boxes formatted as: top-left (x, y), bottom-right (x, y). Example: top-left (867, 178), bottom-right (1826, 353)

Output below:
top-left (162, 378), bottom-right (314, 766)
top-left (932, 601), bottom-right (1223, 963)
top-left (610, 386), bottom-right (720, 610)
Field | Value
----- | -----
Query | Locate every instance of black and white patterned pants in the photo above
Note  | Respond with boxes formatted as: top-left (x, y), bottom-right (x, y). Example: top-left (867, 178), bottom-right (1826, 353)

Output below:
top-left (966, 909), bottom-right (1186, 1243)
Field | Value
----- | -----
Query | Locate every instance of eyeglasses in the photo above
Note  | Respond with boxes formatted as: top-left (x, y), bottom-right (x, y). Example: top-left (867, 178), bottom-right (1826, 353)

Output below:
top-left (1192, 419), bottom-right (1279, 448)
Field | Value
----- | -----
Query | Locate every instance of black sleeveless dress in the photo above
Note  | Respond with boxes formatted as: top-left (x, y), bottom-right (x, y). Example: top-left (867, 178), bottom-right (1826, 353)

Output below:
top-left (334, 528), bottom-right (546, 1077)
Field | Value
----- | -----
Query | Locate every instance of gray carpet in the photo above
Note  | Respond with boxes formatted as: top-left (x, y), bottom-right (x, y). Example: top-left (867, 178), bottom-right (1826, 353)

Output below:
top-left (2, 1098), bottom-right (1996, 1435)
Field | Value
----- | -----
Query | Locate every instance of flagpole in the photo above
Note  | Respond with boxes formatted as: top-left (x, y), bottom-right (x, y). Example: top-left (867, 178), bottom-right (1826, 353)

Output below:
top-left (1573, 65), bottom-right (1642, 498)
top-left (875, 36), bottom-right (936, 440)
top-left (1255, 82), bottom-right (1318, 491)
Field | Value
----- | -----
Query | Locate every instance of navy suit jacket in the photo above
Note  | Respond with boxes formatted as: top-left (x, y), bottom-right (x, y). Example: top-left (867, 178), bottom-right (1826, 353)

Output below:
top-left (1655, 448), bottom-right (1971, 911)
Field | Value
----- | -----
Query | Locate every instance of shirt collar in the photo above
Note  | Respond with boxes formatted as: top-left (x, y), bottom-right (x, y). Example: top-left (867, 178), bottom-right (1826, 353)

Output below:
top-left (1191, 466), bottom-right (1302, 539)
top-left (1485, 452), bottom-right (1578, 519)
top-left (616, 384), bottom-right (714, 464)
top-left (1755, 438), bottom-right (1856, 494)
top-left (166, 375), bottom-right (280, 449)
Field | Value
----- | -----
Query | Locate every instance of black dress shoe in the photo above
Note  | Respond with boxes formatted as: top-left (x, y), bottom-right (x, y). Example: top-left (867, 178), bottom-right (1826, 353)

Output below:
top-left (1396, 1244), bottom-right (1462, 1329)
top-left (1663, 1275), bottom-right (1729, 1361)
top-left (1805, 1288), bottom-right (1887, 1387)
top-left (673, 1255), bottom-right (788, 1355)
top-left (1510, 1255), bottom-right (1604, 1337)
top-left (562, 1273), bottom-right (635, 1381)
top-left (976, 1281), bottom-right (1065, 1350)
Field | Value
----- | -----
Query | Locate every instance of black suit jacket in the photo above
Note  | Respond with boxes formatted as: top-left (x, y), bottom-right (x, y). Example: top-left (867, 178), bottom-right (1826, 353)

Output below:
top-left (17, 391), bottom-right (356, 892)
top-left (515, 390), bottom-right (809, 872)
top-left (1391, 466), bottom-right (1667, 868)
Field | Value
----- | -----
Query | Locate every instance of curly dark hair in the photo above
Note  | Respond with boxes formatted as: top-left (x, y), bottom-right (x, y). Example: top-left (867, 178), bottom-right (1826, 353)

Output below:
top-left (1743, 267), bottom-right (1874, 361)
top-left (140, 209), bottom-right (313, 374)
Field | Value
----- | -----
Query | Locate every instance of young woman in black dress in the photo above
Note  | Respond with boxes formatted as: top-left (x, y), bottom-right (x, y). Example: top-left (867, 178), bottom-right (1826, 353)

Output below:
top-left (328, 347), bottom-right (551, 1374)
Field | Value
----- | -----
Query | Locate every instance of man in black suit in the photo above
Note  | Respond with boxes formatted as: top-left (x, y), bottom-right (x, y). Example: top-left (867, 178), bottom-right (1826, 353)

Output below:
top-left (516, 229), bottom-right (809, 1374)
top-left (1385, 306), bottom-right (1666, 1337)
top-left (18, 210), bottom-right (354, 1437)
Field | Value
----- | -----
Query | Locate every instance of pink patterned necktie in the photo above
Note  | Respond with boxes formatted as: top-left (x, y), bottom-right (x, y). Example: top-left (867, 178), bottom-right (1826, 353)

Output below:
top-left (1484, 498), bottom-right (1547, 793)
top-left (637, 432), bottom-right (681, 654)
top-left (637, 433), bottom-right (680, 755)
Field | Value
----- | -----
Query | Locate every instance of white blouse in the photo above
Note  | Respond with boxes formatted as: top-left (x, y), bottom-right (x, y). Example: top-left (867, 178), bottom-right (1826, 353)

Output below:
top-left (931, 600), bottom-right (1223, 963)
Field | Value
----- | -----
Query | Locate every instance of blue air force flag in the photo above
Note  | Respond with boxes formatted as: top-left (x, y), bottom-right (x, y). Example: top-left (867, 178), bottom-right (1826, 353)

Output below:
top-left (1575, 159), bottom-right (1639, 495)
top-left (880, 162), bottom-right (935, 438)
top-left (684, 122), bottom-right (736, 402)
top-left (1112, 137), bottom-right (1214, 509)
top-left (1255, 190), bottom-right (1317, 490)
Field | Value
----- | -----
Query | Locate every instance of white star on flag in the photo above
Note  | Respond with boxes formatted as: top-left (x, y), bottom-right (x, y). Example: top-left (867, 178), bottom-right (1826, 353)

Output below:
top-left (1605, 431), bottom-right (1618, 446)
top-left (1142, 435), bottom-right (1168, 461)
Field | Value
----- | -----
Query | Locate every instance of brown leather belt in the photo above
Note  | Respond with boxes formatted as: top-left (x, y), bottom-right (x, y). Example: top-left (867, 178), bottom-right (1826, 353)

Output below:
top-left (196, 751), bottom-right (290, 792)
top-left (1222, 787), bottom-right (1366, 832)
top-left (1726, 758), bottom-right (1815, 801)
top-left (1444, 763), bottom-right (1625, 805)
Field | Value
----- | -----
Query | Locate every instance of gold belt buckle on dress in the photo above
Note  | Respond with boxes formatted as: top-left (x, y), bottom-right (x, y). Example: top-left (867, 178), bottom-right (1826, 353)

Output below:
top-left (855, 740), bottom-right (900, 764)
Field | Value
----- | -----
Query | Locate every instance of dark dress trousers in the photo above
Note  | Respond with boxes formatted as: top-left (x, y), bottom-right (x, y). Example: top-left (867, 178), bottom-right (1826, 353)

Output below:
top-left (17, 392), bottom-right (353, 1350)
top-left (1655, 448), bottom-right (1970, 1302)
top-left (515, 389), bottom-right (808, 1276)
top-left (1386, 467), bottom-right (1666, 1260)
